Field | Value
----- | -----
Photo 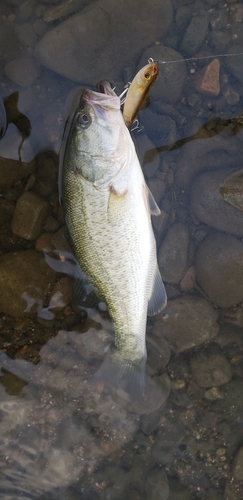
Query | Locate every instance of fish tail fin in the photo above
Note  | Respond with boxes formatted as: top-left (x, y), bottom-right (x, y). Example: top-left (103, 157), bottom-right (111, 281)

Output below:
top-left (90, 348), bottom-right (147, 398)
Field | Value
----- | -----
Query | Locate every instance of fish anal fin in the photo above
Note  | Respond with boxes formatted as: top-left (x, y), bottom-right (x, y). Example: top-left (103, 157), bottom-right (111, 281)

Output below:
top-left (148, 266), bottom-right (167, 316)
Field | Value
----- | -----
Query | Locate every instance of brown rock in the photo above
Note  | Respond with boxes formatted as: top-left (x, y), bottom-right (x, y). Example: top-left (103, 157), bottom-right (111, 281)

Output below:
top-left (194, 59), bottom-right (220, 96)
top-left (12, 191), bottom-right (50, 240)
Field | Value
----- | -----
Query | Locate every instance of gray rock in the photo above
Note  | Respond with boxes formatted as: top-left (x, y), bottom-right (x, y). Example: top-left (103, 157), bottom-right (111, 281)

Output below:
top-left (176, 134), bottom-right (240, 190)
top-left (181, 9), bottom-right (208, 55)
top-left (195, 232), bottom-right (243, 308)
top-left (154, 296), bottom-right (219, 353)
top-left (191, 168), bottom-right (243, 237)
top-left (226, 44), bottom-right (243, 85)
top-left (12, 191), bottom-right (50, 240)
top-left (158, 223), bottom-right (189, 284)
top-left (4, 57), bottom-right (40, 87)
top-left (139, 46), bottom-right (186, 103)
top-left (145, 468), bottom-right (169, 500)
top-left (35, 0), bottom-right (173, 84)
top-left (141, 108), bottom-right (178, 146)
top-left (0, 157), bottom-right (35, 193)
top-left (190, 352), bottom-right (232, 388)
top-left (151, 419), bottom-right (186, 464)
top-left (0, 250), bottom-right (56, 317)
top-left (14, 22), bottom-right (38, 47)
top-left (232, 447), bottom-right (243, 481)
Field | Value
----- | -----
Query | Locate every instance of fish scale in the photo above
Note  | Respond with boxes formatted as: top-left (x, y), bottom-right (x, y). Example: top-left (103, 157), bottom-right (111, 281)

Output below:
top-left (60, 82), bottom-right (167, 394)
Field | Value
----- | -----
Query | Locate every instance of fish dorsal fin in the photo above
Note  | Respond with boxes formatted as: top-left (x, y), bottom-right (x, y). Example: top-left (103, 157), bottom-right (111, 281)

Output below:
top-left (146, 186), bottom-right (161, 216)
top-left (148, 266), bottom-right (167, 316)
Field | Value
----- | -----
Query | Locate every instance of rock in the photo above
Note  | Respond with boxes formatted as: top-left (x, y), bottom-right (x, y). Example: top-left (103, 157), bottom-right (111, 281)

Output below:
top-left (195, 232), bottom-right (243, 308)
top-left (135, 134), bottom-right (159, 179)
top-left (194, 59), bottom-right (220, 97)
top-left (145, 468), bottom-right (169, 500)
top-left (151, 418), bottom-right (186, 464)
top-left (220, 168), bottom-right (243, 212)
top-left (139, 45), bottom-right (186, 103)
top-left (181, 9), bottom-right (208, 55)
top-left (190, 351), bottom-right (232, 388)
top-left (35, 232), bottom-right (55, 252)
top-left (205, 387), bottom-right (224, 401)
top-left (176, 133), bottom-right (240, 190)
top-left (11, 191), bottom-right (50, 240)
top-left (180, 266), bottom-right (196, 292)
top-left (158, 223), bottom-right (189, 284)
top-left (35, 0), bottom-right (173, 84)
top-left (224, 479), bottom-right (243, 500)
top-left (4, 57), bottom-right (40, 87)
top-left (141, 108), bottom-right (178, 147)
top-left (0, 250), bottom-right (56, 317)
top-left (43, 0), bottom-right (89, 23)
top-left (14, 22), bottom-right (38, 47)
top-left (51, 226), bottom-right (72, 252)
top-left (191, 169), bottom-right (243, 237)
top-left (232, 447), bottom-right (243, 481)
top-left (0, 157), bottom-right (35, 193)
top-left (226, 44), bottom-right (243, 86)
top-left (154, 296), bottom-right (219, 353)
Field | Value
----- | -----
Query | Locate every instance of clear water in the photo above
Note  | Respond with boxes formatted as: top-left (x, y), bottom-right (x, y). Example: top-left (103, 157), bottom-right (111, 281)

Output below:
top-left (0, 0), bottom-right (243, 499)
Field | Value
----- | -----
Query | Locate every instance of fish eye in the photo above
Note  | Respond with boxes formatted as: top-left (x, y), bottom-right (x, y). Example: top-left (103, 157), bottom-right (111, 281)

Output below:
top-left (77, 113), bottom-right (91, 127)
top-left (144, 72), bottom-right (151, 80)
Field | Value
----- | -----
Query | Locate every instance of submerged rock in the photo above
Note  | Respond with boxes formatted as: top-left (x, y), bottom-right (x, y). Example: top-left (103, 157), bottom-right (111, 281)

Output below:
top-left (11, 191), bottom-right (50, 240)
top-left (154, 296), bottom-right (219, 353)
top-left (158, 223), bottom-right (189, 284)
top-left (0, 250), bottom-right (56, 317)
top-left (35, 0), bottom-right (173, 84)
top-left (195, 232), bottom-right (243, 308)
top-left (190, 351), bottom-right (232, 388)
top-left (191, 168), bottom-right (243, 237)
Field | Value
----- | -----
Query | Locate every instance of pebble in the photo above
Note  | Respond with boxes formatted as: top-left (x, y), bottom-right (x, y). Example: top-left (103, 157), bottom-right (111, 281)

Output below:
top-left (11, 191), bottom-right (50, 240)
top-left (181, 9), bottom-right (209, 55)
top-left (145, 468), bottom-right (169, 500)
top-left (190, 351), bottom-right (232, 388)
top-left (195, 232), bottom-right (243, 308)
top-left (158, 223), bottom-right (189, 284)
top-left (194, 59), bottom-right (220, 97)
top-left (205, 387), bottom-right (224, 401)
top-left (139, 45), bottom-right (186, 103)
top-left (191, 168), bottom-right (243, 237)
top-left (0, 249), bottom-right (56, 316)
top-left (180, 266), bottom-right (196, 292)
top-left (34, 0), bottom-right (173, 84)
top-left (35, 231), bottom-right (55, 252)
top-left (4, 56), bottom-right (40, 87)
top-left (154, 296), bottom-right (219, 353)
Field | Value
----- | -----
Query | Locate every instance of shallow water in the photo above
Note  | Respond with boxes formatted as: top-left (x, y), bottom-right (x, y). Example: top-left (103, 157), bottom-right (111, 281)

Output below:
top-left (1, 0), bottom-right (243, 499)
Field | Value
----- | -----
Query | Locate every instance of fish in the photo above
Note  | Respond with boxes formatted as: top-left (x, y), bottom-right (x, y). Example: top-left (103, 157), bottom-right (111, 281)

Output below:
top-left (122, 61), bottom-right (159, 126)
top-left (59, 81), bottom-right (167, 395)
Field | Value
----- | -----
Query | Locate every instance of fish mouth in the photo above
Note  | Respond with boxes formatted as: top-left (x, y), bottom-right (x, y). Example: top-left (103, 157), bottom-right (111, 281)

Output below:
top-left (82, 83), bottom-right (120, 118)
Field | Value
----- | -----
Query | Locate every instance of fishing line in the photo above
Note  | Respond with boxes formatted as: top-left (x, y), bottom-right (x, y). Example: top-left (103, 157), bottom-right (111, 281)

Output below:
top-left (148, 52), bottom-right (243, 65)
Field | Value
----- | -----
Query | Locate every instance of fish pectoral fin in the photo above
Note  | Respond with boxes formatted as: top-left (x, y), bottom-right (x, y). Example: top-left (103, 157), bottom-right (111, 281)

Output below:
top-left (147, 266), bottom-right (167, 316)
top-left (72, 264), bottom-right (100, 308)
top-left (144, 185), bottom-right (161, 216)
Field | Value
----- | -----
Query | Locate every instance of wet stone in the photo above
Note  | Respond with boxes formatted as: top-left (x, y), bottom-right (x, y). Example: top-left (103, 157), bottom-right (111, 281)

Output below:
top-left (11, 191), bottom-right (50, 240)
top-left (145, 468), bottom-right (169, 500)
top-left (190, 351), bottom-right (232, 388)
top-left (4, 57), bottom-right (40, 87)
top-left (35, 0), bottom-right (173, 84)
top-left (139, 45), bottom-right (186, 103)
top-left (0, 249), bottom-right (56, 317)
top-left (181, 9), bottom-right (208, 55)
top-left (195, 232), bottom-right (243, 308)
top-left (51, 226), bottom-right (72, 252)
top-left (154, 296), bottom-right (219, 353)
top-left (158, 223), bottom-right (189, 284)
top-left (35, 231), bottom-right (55, 252)
top-left (194, 59), bottom-right (220, 97)
top-left (191, 168), bottom-right (243, 238)
top-left (14, 22), bottom-right (38, 46)
top-left (151, 418), bottom-right (186, 464)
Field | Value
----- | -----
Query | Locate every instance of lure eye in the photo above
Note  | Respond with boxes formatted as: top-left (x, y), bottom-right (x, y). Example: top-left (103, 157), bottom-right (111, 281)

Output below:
top-left (144, 72), bottom-right (151, 80)
top-left (77, 113), bottom-right (90, 127)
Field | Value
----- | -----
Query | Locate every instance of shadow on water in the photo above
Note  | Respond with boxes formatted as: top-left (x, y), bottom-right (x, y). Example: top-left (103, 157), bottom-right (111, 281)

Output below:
top-left (1, 0), bottom-right (243, 499)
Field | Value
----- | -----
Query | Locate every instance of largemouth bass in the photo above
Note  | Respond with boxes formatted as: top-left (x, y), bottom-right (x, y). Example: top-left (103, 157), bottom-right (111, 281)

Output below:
top-left (60, 82), bottom-right (166, 395)
top-left (123, 61), bottom-right (159, 126)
